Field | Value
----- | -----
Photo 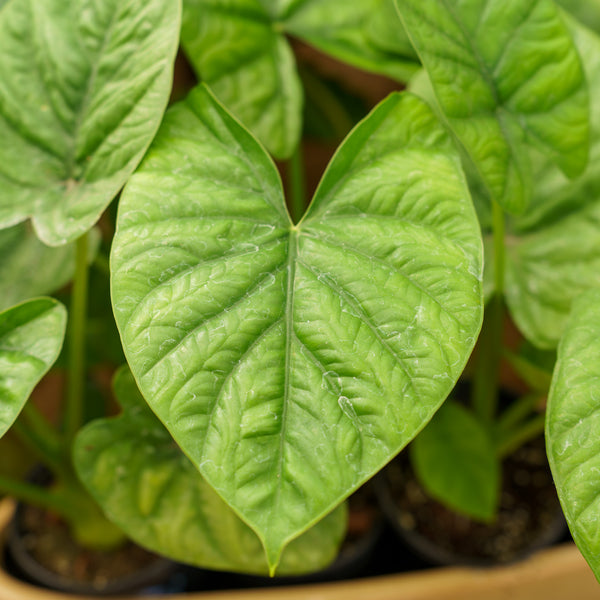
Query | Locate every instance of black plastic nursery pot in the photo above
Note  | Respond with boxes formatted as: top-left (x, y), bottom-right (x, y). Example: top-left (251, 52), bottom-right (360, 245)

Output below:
top-left (375, 438), bottom-right (568, 569)
top-left (4, 500), bottom-right (176, 596)
top-left (0, 499), bottom-right (597, 600)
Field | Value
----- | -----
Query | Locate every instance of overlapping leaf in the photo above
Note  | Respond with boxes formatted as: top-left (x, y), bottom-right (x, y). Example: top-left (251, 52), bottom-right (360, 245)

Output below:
top-left (411, 400), bottom-right (499, 522)
top-left (0, 0), bottom-right (180, 246)
top-left (396, 0), bottom-right (589, 214)
top-left (180, 0), bottom-right (418, 158)
top-left (0, 224), bottom-right (99, 311)
top-left (0, 298), bottom-right (66, 436)
top-left (111, 84), bottom-right (483, 569)
top-left (488, 18), bottom-right (600, 348)
top-left (546, 289), bottom-right (600, 583)
top-left (282, 0), bottom-right (418, 81)
top-left (74, 368), bottom-right (346, 575)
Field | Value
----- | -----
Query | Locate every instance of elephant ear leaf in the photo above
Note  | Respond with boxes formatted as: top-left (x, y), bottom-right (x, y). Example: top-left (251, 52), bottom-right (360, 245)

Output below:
top-left (0, 0), bottom-right (180, 246)
top-left (396, 0), bottom-right (589, 214)
top-left (73, 367), bottom-right (347, 575)
top-left (0, 298), bottom-right (66, 436)
top-left (546, 289), bottom-right (600, 583)
top-left (111, 84), bottom-right (483, 571)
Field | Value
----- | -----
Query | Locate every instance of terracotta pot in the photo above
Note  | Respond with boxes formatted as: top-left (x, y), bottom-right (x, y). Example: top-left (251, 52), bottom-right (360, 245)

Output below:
top-left (0, 499), bottom-right (597, 600)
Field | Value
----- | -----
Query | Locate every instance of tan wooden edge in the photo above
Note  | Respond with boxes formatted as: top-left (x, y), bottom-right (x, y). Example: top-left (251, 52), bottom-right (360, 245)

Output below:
top-left (0, 499), bottom-right (597, 600)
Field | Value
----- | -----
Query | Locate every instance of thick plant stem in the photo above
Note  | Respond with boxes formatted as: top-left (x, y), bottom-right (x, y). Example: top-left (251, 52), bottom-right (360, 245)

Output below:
top-left (472, 201), bottom-right (505, 423)
top-left (288, 144), bottom-right (306, 224)
top-left (64, 232), bottom-right (89, 442)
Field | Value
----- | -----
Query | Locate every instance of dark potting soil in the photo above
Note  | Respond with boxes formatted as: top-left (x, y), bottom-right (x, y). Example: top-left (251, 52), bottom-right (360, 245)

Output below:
top-left (14, 504), bottom-right (164, 589)
top-left (381, 438), bottom-right (565, 565)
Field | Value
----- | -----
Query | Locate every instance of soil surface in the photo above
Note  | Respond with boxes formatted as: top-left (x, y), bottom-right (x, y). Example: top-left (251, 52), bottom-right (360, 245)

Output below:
top-left (380, 438), bottom-right (565, 565)
top-left (12, 505), bottom-right (166, 591)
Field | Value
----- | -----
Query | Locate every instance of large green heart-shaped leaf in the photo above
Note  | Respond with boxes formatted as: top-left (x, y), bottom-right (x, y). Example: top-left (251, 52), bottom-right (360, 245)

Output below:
top-left (74, 367), bottom-right (346, 575)
top-left (0, 0), bottom-right (180, 246)
top-left (111, 85), bottom-right (483, 569)
top-left (546, 289), bottom-right (600, 583)
top-left (180, 0), bottom-right (419, 159)
top-left (396, 0), bottom-right (589, 214)
top-left (485, 18), bottom-right (600, 348)
top-left (411, 400), bottom-right (499, 522)
top-left (0, 298), bottom-right (66, 436)
top-left (0, 224), bottom-right (99, 311)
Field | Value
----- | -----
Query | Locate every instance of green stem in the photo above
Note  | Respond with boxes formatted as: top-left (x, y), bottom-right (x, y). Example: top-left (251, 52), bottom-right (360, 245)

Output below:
top-left (299, 66), bottom-right (355, 140)
top-left (92, 252), bottom-right (110, 277)
top-left (12, 409), bottom-right (65, 479)
top-left (0, 474), bottom-right (76, 519)
top-left (288, 144), bottom-right (306, 224)
top-left (496, 414), bottom-right (546, 459)
top-left (64, 232), bottom-right (89, 442)
top-left (496, 393), bottom-right (543, 434)
top-left (472, 201), bottom-right (505, 423)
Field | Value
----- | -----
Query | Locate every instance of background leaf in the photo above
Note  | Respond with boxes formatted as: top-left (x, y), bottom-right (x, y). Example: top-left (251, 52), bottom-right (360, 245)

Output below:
top-left (111, 85), bottom-right (483, 569)
top-left (0, 0), bottom-right (181, 245)
top-left (556, 0), bottom-right (600, 35)
top-left (282, 0), bottom-right (419, 81)
top-left (487, 17), bottom-right (600, 348)
top-left (180, 0), bottom-right (419, 158)
top-left (0, 224), bottom-right (99, 311)
top-left (180, 0), bottom-right (302, 159)
top-left (396, 0), bottom-right (589, 213)
top-left (411, 400), bottom-right (499, 522)
top-left (546, 289), bottom-right (600, 583)
top-left (74, 367), bottom-right (346, 575)
top-left (0, 298), bottom-right (66, 436)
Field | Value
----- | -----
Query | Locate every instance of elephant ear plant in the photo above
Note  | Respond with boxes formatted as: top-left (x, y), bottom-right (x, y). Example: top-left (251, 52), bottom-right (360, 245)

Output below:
top-left (0, 0), bottom-right (484, 579)
top-left (0, 0), bottom-right (597, 586)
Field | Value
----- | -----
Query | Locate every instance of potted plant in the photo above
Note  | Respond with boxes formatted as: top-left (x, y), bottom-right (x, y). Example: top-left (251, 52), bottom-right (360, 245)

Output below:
top-left (0, 0), bottom-right (599, 595)
top-left (372, 1), bottom-right (600, 580)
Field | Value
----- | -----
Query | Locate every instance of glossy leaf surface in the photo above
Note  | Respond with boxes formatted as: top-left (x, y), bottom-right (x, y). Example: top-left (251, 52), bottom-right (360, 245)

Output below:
top-left (411, 400), bottom-right (499, 521)
top-left (0, 298), bottom-right (66, 436)
top-left (546, 289), bottom-right (600, 582)
top-left (0, 0), bottom-right (180, 246)
top-left (396, 0), bottom-right (589, 213)
top-left (112, 85), bottom-right (483, 569)
top-left (495, 19), bottom-right (600, 348)
top-left (0, 224), bottom-right (99, 311)
top-left (74, 368), bottom-right (346, 575)
top-left (180, 0), bottom-right (418, 158)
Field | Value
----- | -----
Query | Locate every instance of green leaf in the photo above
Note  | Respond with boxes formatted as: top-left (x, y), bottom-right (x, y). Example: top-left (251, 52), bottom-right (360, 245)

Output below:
top-left (396, 0), bottom-right (589, 213)
top-left (0, 224), bottom-right (99, 311)
top-left (496, 18), bottom-right (600, 348)
top-left (556, 0), bottom-right (600, 35)
top-left (283, 0), bottom-right (419, 81)
top-left (74, 367), bottom-right (346, 575)
top-left (180, 0), bottom-right (420, 159)
top-left (546, 289), bottom-right (600, 583)
top-left (0, 0), bottom-right (181, 246)
top-left (111, 84), bottom-right (483, 569)
top-left (180, 0), bottom-right (302, 159)
top-left (411, 400), bottom-right (500, 522)
top-left (0, 298), bottom-right (66, 436)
